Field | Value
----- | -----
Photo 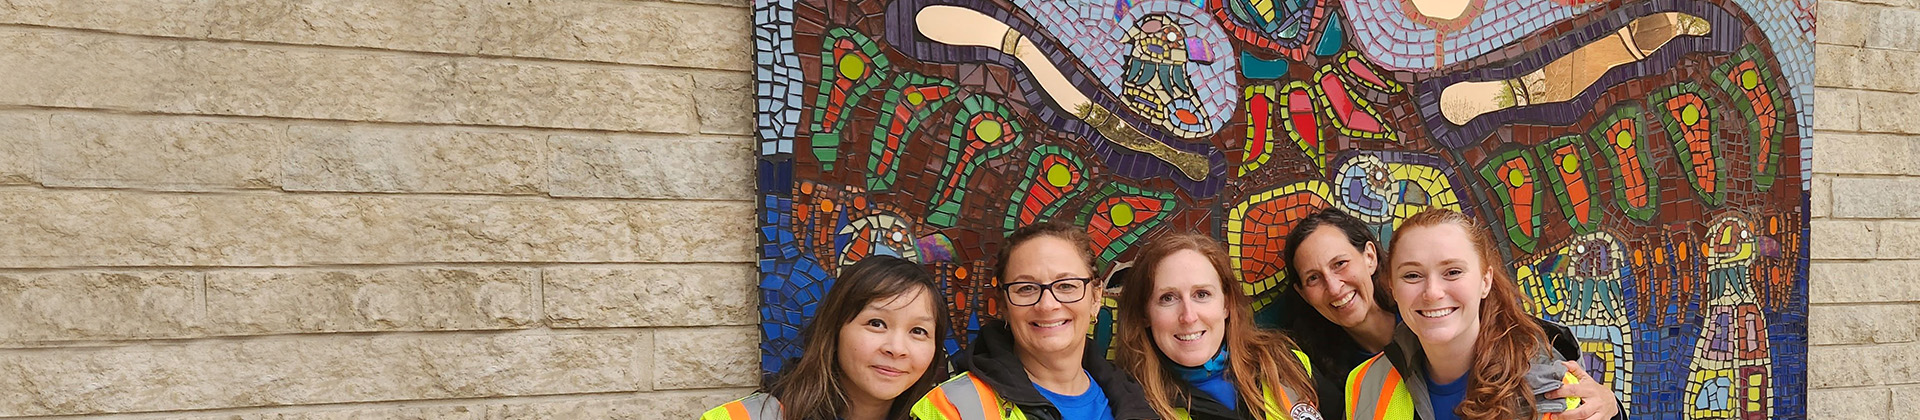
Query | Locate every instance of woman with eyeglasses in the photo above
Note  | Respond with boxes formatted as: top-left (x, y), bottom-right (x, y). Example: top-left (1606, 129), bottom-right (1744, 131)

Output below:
top-left (703, 255), bottom-right (952, 420)
top-left (1114, 233), bottom-right (1322, 420)
top-left (911, 220), bottom-right (1159, 420)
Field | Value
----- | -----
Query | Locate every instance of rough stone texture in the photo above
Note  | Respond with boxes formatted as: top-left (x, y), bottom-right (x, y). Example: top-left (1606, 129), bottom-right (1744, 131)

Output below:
top-left (476, 389), bottom-right (751, 419)
top-left (0, 332), bottom-right (645, 417)
top-left (474, 0), bottom-right (753, 71)
top-left (1810, 342), bottom-right (1920, 388)
top-left (205, 268), bottom-right (540, 335)
top-left (0, 112), bottom-right (41, 184)
top-left (1811, 261), bottom-right (1920, 304)
top-left (1831, 176), bottom-right (1920, 218)
top-left (0, 190), bottom-right (754, 267)
top-left (39, 113), bottom-right (284, 190)
top-left (1816, 87), bottom-right (1860, 132)
top-left (544, 264), bottom-right (758, 328)
top-left (1857, 90), bottom-right (1920, 134)
top-left (0, 0), bottom-right (750, 71)
top-left (284, 125), bottom-right (547, 194)
top-left (1812, 4), bottom-right (1920, 413)
top-left (0, 271), bottom-right (202, 345)
top-left (1810, 304), bottom-right (1920, 345)
top-left (0, 28), bottom-right (698, 133)
top-left (1813, 133), bottom-right (1919, 175)
top-left (548, 135), bottom-right (755, 200)
top-left (654, 326), bottom-right (760, 390)
top-left (0, 0), bottom-right (765, 416)
top-left (1809, 388), bottom-right (1891, 420)
top-left (1810, 219), bottom-right (1878, 260)
top-left (695, 71), bottom-right (755, 135)
top-left (1812, 175), bottom-right (1833, 218)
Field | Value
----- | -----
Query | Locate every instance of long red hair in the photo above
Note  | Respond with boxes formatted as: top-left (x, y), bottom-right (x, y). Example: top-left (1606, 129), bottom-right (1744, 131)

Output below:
top-left (1384, 209), bottom-right (1547, 420)
top-left (1116, 233), bottom-right (1317, 420)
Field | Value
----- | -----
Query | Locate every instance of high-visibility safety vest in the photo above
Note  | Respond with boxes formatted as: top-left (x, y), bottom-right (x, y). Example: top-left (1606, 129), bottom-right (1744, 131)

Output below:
top-left (910, 373), bottom-right (1030, 420)
top-left (701, 393), bottom-right (782, 420)
top-left (1342, 354), bottom-right (1578, 420)
top-left (1169, 382), bottom-right (1321, 420)
top-left (1170, 350), bottom-right (1322, 420)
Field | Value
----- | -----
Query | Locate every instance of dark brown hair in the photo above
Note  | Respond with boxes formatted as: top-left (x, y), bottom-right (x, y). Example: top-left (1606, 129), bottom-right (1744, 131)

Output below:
top-left (1277, 207), bottom-right (1391, 361)
top-left (768, 255), bottom-right (952, 420)
top-left (992, 220), bottom-right (1097, 307)
top-left (1117, 233), bottom-right (1317, 420)
top-left (1385, 208), bottom-right (1547, 420)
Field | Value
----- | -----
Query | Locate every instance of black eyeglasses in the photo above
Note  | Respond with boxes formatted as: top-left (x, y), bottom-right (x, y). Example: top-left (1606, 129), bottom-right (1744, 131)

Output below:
top-left (999, 277), bottom-right (1100, 307)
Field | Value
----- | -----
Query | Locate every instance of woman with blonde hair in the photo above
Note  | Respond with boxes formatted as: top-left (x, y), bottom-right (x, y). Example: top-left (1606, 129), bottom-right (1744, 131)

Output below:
top-left (1115, 233), bottom-right (1322, 420)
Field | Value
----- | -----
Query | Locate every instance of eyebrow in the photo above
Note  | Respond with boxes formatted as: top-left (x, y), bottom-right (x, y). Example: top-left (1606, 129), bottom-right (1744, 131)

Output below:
top-left (1395, 258), bottom-right (1470, 269)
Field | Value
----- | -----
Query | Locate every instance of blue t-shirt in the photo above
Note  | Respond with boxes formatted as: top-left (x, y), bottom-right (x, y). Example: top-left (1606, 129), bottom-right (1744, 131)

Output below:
top-left (1188, 370), bottom-right (1239, 411)
top-left (1426, 373), bottom-right (1470, 420)
top-left (1035, 371), bottom-right (1115, 420)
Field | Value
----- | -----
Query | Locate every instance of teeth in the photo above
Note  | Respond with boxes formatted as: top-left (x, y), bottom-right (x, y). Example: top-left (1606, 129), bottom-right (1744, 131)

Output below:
top-left (1175, 332), bottom-right (1203, 341)
top-left (1034, 320), bottom-right (1069, 328)
top-left (1417, 308), bottom-right (1457, 318)
top-left (1332, 291), bottom-right (1358, 308)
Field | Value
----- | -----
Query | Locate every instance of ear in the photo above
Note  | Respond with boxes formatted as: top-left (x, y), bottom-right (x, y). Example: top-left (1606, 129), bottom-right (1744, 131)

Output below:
top-left (1361, 241), bottom-right (1380, 270)
top-left (1478, 269), bottom-right (1494, 299)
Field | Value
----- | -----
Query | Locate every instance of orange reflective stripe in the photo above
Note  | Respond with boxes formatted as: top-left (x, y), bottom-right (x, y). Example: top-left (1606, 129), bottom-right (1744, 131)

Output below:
top-left (1348, 356), bottom-right (1377, 407)
top-left (931, 387), bottom-right (965, 419)
top-left (970, 375), bottom-right (1005, 420)
top-left (1372, 368), bottom-right (1401, 420)
top-left (724, 400), bottom-right (750, 420)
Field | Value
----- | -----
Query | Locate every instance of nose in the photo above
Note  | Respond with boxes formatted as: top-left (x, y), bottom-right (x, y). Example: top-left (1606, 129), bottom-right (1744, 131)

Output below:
top-left (1178, 300), bottom-right (1199, 324)
top-left (1420, 275), bottom-right (1446, 301)
top-left (1032, 289), bottom-right (1065, 310)
top-left (880, 332), bottom-right (908, 358)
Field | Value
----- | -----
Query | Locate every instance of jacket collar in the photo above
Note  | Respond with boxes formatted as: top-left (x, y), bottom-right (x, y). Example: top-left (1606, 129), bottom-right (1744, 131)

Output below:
top-left (959, 319), bottom-right (1161, 420)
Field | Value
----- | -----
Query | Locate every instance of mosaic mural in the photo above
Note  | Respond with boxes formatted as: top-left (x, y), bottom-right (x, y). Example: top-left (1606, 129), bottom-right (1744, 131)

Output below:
top-left (753, 0), bottom-right (1813, 418)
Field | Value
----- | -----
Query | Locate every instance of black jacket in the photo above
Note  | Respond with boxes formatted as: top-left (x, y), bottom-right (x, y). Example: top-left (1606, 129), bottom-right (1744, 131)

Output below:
top-left (955, 319), bottom-right (1161, 420)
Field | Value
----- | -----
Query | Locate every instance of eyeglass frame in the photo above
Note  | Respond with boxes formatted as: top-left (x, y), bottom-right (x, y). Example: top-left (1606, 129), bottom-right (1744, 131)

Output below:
top-left (997, 277), bottom-right (1102, 307)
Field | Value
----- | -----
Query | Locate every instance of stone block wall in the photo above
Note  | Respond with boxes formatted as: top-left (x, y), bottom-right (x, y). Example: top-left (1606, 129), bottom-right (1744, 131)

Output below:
top-left (0, 0), bottom-right (759, 418)
top-left (1809, 0), bottom-right (1920, 418)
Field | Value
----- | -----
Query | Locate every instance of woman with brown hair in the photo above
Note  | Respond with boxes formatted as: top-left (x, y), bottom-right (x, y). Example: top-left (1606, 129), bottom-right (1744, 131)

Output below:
top-left (1343, 208), bottom-right (1607, 420)
top-left (1114, 233), bottom-right (1322, 420)
top-left (703, 255), bottom-right (953, 420)
top-left (1279, 208), bottom-right (1619, 420)
top-left (911, 220), bottom-right (1158, 420)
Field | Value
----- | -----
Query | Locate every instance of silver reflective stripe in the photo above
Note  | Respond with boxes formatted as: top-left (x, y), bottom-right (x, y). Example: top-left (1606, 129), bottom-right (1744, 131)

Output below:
top-left (934, 374), bottom-right (998, 420)
top-left (1350, 358), bottom-right (1397, 420)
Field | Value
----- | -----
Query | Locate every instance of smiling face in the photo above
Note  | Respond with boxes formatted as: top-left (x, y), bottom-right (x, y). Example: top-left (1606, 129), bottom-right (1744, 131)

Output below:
top-left (835, 286), bottom-right (940, 409)
top-left (1386, 224), bottom-right (1492, 352)
top-left (1001, 235), bottom-right (1102, 361)
top-left (1292, 227), bottom-right (1382, 328)
top-left (1146, 249), bottom-right (1230, 367)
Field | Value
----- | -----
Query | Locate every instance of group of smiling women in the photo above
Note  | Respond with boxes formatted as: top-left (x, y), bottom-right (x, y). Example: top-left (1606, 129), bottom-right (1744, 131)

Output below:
top-left (702, 207), bottom-right (1626, 420)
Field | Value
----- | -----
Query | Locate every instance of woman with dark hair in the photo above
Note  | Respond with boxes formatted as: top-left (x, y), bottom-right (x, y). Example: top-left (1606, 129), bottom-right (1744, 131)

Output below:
top-left (1345, 208), bottom-right (1605, 420)
top-left (1278, 208), bottom-right (1619, 420)
top-left (1114, 233), bottom-right (1321, 420)
top-left (911, 220), bottom-right (1158, 420)
top-left (704, 255), bottom-right (952, 420)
